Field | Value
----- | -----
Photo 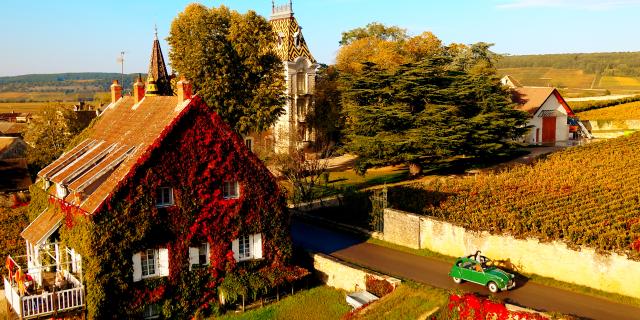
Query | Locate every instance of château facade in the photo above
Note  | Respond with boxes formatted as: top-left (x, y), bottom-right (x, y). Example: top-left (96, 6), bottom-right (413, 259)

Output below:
top-left (247, 1), bottom-right (318, 154)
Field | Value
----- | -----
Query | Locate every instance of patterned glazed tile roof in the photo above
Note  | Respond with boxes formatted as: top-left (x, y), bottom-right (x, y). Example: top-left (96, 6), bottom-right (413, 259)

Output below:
top-left (37, 95), bottom-right (192, 214)
top-left (270, 5), bottom-right (315, 63)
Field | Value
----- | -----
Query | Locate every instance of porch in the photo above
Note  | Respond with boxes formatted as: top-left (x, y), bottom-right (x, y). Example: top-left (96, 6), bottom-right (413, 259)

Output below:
top-left (4, 252), bottom-right (85, 319)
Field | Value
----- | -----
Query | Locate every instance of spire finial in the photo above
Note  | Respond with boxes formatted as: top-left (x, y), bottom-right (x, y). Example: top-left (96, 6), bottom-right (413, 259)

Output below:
top-left (272, 0), bottom-right (275, 11)
top-left (154, 24), bottom-right (158, 40)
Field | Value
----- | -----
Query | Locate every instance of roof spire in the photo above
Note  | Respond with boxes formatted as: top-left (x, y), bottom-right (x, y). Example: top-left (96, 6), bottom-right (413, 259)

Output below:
top-left (154, 24), bottom-right (158, 40)
top-left (147, 28), bottom-right (172, 96)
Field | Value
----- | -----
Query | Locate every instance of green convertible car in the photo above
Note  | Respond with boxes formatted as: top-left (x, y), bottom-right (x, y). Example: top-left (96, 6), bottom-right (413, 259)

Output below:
top-left (448, 252), bottom-right (516, 293)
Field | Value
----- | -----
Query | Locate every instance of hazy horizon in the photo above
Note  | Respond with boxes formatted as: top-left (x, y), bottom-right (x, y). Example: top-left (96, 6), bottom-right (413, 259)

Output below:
top-left (2, 0), bottom-right (640, 77)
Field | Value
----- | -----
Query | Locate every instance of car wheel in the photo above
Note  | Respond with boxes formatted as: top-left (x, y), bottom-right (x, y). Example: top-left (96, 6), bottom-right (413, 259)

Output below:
top-left (487, 281), bottom-right (499, 293)
top-left (452, 277), bottom-right (463, 284)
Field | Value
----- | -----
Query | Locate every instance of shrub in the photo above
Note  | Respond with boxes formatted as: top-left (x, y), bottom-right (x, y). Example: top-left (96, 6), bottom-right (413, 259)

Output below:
top-left (365, 275), bottom-right (394, 298)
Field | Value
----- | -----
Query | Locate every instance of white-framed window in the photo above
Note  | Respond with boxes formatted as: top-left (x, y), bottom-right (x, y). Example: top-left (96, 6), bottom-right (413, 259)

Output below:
top-left (198, 243), bottom-right (208, 265)
top-left (156, 187), bottom-right (174, 207)
top-left (245, 137), bottom-right (254, 152)
top-left (239, 235), bottom-right (251, 260)
top-left (232, 233), bottom-right (263, 262)
top-left (189, 243), bottom-right (210, 269)
top-left (143, 303), bottom-right (161, 319)
top-left (222, 181), bottom-right (240, 199)
top-left (296, 72), bottom-right (306, 93)
top-left (141, 249), bottom-right (157, 278)
top-left (133, 248), bottom-right (169, 282)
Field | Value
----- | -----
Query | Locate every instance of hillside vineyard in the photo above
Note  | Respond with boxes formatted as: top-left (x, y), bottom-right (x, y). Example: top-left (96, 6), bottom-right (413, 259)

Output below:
top-left (394, 134), bottom-right (640, 259)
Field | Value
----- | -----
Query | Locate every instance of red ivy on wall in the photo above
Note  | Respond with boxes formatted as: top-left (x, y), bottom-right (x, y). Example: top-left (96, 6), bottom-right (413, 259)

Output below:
top-left (59, 96), bottom-right (295, 318)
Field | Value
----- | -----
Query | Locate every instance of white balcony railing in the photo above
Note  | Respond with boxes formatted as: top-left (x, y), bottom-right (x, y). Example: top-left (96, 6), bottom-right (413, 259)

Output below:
top-left (22, 292), bottom-right (54, 318)
top-left (57, 286), bottom-right (84, 312)
top-left (3, 276), bottom-right (85, 319)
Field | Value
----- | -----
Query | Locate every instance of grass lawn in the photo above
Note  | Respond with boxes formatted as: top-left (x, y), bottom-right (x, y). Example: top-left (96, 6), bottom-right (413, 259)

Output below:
top-left (0, 293), bottom-right (7, 319)
top-left (353, 281), bottom-right (448, 320)
top-left (216, 286), bottom-right (351, 320)
top-left (367, 238), bottom-right (640, 309)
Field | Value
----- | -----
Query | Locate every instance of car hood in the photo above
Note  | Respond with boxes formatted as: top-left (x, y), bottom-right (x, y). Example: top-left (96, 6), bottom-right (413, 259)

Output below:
top-left (486, 268), bottom-right (513, 282)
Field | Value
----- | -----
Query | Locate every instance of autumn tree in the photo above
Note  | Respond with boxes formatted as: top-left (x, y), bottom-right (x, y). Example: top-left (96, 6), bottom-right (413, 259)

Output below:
top-left (168, 4), bottom-right (285, 134)
top-left (23, 104), bottom-right (88, 176)
top-left (340, 22), bottom-right (408, 45)
top-left (307, 65), bottom-right (344, 148)
top-left (336, 23), bottom-right (446, 75)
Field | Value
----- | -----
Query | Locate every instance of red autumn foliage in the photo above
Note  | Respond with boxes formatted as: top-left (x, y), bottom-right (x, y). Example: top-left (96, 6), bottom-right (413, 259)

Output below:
top-left (443, 293), bottom-right (548, 320)
top-left (365, 275), bottom-right (395, 298)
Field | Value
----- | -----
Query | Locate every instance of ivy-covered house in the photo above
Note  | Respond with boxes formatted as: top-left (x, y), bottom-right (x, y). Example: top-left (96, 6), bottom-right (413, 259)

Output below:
top-left (4, 33), bottom-right (298, 319)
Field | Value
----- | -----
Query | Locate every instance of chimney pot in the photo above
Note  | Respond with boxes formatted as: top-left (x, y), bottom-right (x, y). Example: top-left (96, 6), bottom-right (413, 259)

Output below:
top-left (133, 76), bottom-right (145, 104)
top-left (110, 80), bottom-right (122, 104)
top-left (177, 76), bottom-right (193, 104)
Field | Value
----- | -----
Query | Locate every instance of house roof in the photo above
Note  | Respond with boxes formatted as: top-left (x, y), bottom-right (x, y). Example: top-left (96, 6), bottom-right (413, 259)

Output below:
top-left (0, 121), bottom-right (27, 135)
top-left (21, 207), bottom-right (64, 245)
top-left (0, 158), bottom-right (31, 192)
top-left (502, 75), bottom-right (522, 88)
top-left (38, 95), bottom-right (193, 214)
top-left (512, 87), bottom-right (557, 116)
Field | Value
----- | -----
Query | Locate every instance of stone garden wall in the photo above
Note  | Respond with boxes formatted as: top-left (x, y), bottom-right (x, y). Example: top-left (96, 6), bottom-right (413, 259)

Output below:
top-left (383, 208), bottom-right (640, 298)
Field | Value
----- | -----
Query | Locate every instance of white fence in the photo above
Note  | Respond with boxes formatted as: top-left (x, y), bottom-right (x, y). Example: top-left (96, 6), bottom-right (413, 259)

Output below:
top-left (3, 276), bottom-right (85, 318)
top-left (56, 286), bottom-right (84, 312)
top-left (22, 293), bottom-right (54, 318)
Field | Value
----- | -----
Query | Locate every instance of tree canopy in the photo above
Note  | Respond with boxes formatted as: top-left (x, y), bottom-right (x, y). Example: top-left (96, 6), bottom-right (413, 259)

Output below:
top-left (339, 22), bottom-right (408, 45)
top-left (168, 4), bottom-right (285, 134)
top-left (341, 54), bottom-right (530, 175)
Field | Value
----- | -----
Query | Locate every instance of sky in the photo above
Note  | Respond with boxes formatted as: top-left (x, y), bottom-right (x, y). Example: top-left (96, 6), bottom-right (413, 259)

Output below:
top-left (1, 0), bottom-right (640, 77)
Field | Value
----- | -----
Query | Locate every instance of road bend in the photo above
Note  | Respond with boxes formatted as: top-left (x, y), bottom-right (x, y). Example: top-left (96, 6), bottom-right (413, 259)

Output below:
top-left (291, 220), bottom-right (640, 320)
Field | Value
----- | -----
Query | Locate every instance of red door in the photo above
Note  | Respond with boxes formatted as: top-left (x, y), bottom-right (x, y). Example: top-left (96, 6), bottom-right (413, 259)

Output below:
top-left (542, 116), bottom-right (556, 143)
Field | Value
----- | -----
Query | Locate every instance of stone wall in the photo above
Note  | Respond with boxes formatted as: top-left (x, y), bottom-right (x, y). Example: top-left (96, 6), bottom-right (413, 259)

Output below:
top-left (311, 252), bottom-right (400, 292)
top-left (383, 209), bottom-right (421, 249)
top-left (383, 208), bottom-right (640, 298)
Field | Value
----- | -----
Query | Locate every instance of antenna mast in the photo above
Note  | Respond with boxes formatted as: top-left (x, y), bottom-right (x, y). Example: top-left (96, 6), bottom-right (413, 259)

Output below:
top-left (117, 51), bottom-right (126, 88)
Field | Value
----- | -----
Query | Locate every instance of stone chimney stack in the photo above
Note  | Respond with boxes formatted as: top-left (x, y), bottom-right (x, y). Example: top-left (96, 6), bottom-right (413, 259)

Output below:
top-left (110, 80), bottom-right (122, 103)
top-left (177, 76), bottom-right (192, 103)
top-left (133, 75), bottom-right (145, 103)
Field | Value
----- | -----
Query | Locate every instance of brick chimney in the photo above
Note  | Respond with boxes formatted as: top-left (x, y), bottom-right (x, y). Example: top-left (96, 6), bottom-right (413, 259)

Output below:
top-left (177, 76), bottom-right (192, 103)
top-left (110, 80), bottom-right (122, 103)
top-left (133, 75), bottom-right (145, 103)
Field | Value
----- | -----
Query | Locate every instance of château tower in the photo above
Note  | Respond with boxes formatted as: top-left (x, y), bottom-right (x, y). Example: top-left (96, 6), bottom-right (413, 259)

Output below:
top-left (270, 1), bottom-right (319, 153)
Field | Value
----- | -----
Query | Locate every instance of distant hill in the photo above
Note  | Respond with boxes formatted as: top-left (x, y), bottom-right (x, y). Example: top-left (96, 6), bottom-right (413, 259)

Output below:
top-left (497, 52), bottom-right (640, 77)
top-left (497, 52), bottom-right (640, 95)
top-left (0, 73), bottom-right (145, 102)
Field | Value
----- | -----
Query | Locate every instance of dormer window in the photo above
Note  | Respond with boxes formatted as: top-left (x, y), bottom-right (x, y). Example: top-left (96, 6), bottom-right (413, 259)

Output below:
top-left (293, 31), bottom-right (302, 48)
top-left (222, 181), bottom-right (240, 199)
top-left (156, 187), bottom-right (174, 207)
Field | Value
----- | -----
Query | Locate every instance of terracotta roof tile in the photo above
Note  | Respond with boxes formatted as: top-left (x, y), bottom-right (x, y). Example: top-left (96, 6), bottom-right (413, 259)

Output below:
top-left (37, 95), bottom-right (191, 214)
top-left (512, 87), bottom-right (556, 116)
top-left (21, 207), bottom-right (64, 245)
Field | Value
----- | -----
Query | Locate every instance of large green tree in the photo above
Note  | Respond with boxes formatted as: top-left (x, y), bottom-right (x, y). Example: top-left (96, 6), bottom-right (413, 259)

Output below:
top-left (168, 4), bottom-right (285, 134)
top-left (342, 52), bottom-right (530, 175)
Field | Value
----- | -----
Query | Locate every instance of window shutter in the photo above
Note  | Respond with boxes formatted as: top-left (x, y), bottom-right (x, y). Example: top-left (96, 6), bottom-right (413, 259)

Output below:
top-left (132, 253), bottom-right (142, 282)
top-left (158, 248), bottom-right (169, 277)
top-left (188, 247), bottom-right (199, 270)
top-left (75, 253), bottom-right (83, 274)
top-left (253, 233), bottom-right (263, 259)
top-left (205, 243), bottom-right (211, 265)
top-left (232, 238), bottom-right (240, 262)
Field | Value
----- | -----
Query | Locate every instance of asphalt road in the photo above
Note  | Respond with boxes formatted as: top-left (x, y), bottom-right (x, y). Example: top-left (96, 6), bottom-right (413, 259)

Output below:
top-left (291, 220), bottom-right (640, 320)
